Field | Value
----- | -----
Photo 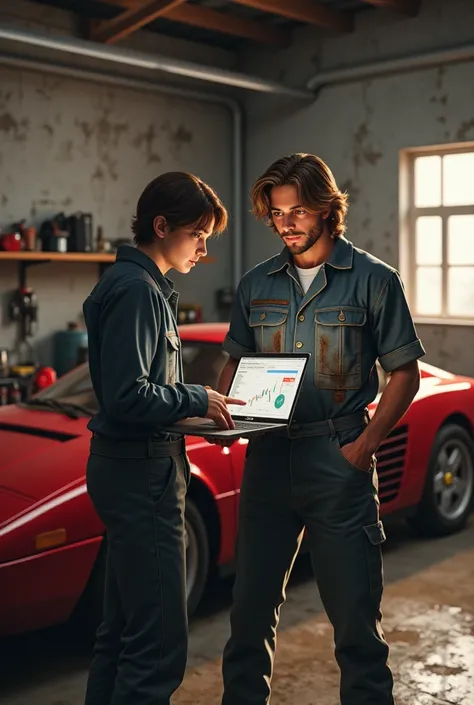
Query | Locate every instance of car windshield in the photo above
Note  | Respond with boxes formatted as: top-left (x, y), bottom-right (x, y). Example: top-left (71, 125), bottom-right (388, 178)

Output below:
top-left (27, 341), bottom-right (229, 416)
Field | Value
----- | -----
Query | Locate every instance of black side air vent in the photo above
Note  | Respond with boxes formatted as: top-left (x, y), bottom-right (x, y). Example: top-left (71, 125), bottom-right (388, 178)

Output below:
top-left (0, 423), bottom-right (79, 442)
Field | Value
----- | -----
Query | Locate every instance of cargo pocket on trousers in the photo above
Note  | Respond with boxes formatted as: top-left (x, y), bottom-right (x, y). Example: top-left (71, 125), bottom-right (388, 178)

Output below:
top-left (147, 456), bottom-right (176, 508)
top-left (363, 521), bottom-right (386, 593)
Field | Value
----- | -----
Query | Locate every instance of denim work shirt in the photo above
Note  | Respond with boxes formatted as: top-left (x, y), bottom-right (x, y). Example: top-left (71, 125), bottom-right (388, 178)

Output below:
top-left (223, 236), bottom-right (425, 424)
top-left (83, 244), bottom-right (208, 440)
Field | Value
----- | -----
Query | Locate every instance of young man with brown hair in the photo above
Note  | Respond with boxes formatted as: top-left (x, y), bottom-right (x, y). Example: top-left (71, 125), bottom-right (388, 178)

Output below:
top-left (216, 153), bottom-right (424, 705)
top-left (82, 171), bottom-right (244, 705)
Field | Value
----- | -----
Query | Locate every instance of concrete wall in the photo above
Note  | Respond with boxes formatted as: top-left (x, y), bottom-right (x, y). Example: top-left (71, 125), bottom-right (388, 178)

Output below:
top-left (0, 1), bottom-right (235, 366)
top-left (242, 0), bottom-right (474, 376)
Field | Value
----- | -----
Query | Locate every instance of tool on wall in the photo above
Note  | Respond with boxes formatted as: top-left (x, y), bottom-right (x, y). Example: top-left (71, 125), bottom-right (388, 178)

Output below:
top-left (38, 212), bottom-right (93, 252)
top-left (0, 219), bottom-right (37, 251)
top-left (39, 215), bottom-right (69, 252)
top-left (8, 286), bottom-right (38, 363)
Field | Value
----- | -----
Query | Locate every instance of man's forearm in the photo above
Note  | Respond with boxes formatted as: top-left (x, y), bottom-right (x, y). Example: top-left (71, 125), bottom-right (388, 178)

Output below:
top-left (359, 361), bottom-right (420, 455)
top-left (217, 357), bottom-right (239, 395)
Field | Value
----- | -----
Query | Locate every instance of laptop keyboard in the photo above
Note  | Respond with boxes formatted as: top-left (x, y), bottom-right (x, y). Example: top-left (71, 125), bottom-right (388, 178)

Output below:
top-left (232, 421), bottom-right (274, 431)
top-left (196, 420), bottom-right (273, 431)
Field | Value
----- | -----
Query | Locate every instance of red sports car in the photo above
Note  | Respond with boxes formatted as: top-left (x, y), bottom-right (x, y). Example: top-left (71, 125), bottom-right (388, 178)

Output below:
top-left (0, 323), bottom-right (473, 637)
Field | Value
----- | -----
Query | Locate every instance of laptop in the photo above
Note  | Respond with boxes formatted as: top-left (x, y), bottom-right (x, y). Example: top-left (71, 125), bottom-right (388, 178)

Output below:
top-left (165, 352), bottom-right (310, 439)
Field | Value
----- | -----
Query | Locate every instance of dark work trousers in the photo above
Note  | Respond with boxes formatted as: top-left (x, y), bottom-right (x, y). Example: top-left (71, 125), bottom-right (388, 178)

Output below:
top-left (222, 424), bottom-right (394, 705)
top-left (84, 436), bottom-right (190, 705)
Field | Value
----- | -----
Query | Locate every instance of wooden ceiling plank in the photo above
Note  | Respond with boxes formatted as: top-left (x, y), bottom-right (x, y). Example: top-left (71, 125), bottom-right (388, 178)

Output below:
top-left (231, 0), bottom-right (353, 32)
top-left (361, 0), bottom-right (421, 16)
top-left (167, 4), bottom-right (290, 46)
top-left (91, 0), bottom-right (189, 44)
top-left (96, 0), bottom-right (289, 46)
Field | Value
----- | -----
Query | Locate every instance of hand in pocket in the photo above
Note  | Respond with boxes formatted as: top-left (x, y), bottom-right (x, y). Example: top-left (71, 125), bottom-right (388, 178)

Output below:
top-left (340, 440), bottom-right (373, 472)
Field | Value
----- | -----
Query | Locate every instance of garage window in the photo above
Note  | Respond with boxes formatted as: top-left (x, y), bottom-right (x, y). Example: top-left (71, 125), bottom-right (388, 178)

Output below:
top-left (400, 144), bottom-right (474, 324)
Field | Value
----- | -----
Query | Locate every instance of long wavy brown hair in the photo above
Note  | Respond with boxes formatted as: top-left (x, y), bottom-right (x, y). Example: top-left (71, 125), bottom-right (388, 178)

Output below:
top-left (251, 153), bottom-right (349, 238)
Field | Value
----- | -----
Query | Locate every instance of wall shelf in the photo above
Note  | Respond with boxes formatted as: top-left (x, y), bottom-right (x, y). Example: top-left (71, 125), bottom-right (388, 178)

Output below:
top-left (0, 251), bottom-right (116, 263)
top-left (0, 251), bottom-right (116, 287)
top-left (0, 251), bottom-right (215, 288)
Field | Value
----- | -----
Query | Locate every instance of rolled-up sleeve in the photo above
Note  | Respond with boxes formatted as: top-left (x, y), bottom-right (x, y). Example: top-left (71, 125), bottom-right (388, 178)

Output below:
top-left (223, 276), bottom-right (256, 359)
top-left (100, 282), bottom-right (208, 425)
top-left (371, 271), bottom-right (425, 373)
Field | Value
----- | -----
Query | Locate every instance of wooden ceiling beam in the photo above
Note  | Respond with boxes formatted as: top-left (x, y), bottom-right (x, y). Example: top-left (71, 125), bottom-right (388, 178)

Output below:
top-left (166, 3), bottom-right (290, 46)
top-left (97, 0), bottom-right (290, 46)
top-left (91, 0), bottom-right (189, 44)
top-left (231, 0), bottom-right (353, 32)
top-left (361, 0), bottom-right (421, 16)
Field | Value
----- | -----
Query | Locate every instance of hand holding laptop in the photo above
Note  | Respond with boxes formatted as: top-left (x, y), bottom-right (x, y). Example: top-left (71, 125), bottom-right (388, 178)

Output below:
top-left (205, 387), bottom-right (246, 429)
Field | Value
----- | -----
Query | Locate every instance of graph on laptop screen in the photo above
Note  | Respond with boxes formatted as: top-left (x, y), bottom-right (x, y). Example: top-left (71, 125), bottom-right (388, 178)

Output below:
top-left (227, 357), bottom-right (307, 420)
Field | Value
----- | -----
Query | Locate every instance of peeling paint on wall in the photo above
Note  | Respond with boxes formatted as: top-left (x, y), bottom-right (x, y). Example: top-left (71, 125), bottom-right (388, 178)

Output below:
top-left (339, 178), bottom-right (359, 205)
top-left (430, 66), bottom-right (450, 140)
top-left (132, 125), bottom-right (161, 165)
top-left (456, 118), bottom-right (474, 141)
top-left (57, 139), bottom-right (73, 163)
top-left (353, 123), bottom-right (383, 169)
top-left (0, 113), bottom-right (29, 142)
top-left (0, 63), bottom-right (231, 359)
top-left (75, 112), bottom-right (128, 182)
top-left (162, 120), bottom-right (193, 159)
top-left (76, 119), bottom-right (94, 144)
top-left (35, 75), bottom-right (61, 102)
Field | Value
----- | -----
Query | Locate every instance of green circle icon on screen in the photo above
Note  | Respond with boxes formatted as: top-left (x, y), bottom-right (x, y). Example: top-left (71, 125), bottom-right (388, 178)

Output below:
top-left (274, 394), bottom-right (285, 409)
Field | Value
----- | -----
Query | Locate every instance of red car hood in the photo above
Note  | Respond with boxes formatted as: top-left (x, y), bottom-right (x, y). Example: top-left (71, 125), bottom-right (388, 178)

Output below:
top-left (0, 405), bottom-right (88, 524)
top-left (0, 406), bottom-right (207, 526)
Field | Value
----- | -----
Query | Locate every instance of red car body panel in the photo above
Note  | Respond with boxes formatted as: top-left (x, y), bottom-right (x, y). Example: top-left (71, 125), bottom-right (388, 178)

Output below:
top-left (1, 537), bottom-right (102, 635)
top-left (0, 323), bottom-right (473, 636)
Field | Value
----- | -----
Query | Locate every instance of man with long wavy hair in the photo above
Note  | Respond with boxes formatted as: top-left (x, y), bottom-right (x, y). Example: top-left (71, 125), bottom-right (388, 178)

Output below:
top-left (215, 153), bottom-right (424, 705)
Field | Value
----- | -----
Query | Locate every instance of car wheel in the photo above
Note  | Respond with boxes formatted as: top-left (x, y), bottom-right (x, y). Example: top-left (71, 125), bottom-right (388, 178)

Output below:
top-left (409, 424), bottom-right (474, 537)
top-left (77, 498), bottom-right (210, 637)
top-left (185, 498), bottom-right (210, 616)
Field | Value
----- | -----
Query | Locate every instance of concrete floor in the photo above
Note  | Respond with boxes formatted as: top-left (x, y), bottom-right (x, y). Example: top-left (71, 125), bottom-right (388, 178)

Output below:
top-left (1, 518), bottom-right (473, 705)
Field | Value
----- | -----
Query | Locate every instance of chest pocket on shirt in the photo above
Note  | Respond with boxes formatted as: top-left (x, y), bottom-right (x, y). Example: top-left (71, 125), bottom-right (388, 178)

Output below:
top-left (249, 306), bottom-right (288, 353)
top-left (165, 331), bottom-right (181, 384)
top-left (314, 306), bottom-right (366, 390)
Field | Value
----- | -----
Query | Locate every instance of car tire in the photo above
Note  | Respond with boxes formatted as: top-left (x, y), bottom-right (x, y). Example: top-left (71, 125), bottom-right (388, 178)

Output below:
top-left (185, 498), bottom-right (210, 616)
top-left (409, 424), bottom-right (474, 537)
top-left (75, 498), bottom-right (210, 639)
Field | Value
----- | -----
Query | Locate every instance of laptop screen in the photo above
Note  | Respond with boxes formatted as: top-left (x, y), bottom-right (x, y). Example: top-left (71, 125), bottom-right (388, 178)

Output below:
top-left (226, 354), bottom-right (309, 423)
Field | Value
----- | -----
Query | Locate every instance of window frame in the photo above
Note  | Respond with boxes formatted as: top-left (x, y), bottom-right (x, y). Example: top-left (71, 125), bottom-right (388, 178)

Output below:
top-left (400, 142), bottom-right (474, 326)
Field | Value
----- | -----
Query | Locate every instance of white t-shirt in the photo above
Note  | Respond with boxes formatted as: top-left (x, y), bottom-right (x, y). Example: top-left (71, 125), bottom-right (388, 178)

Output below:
top-left (295, 264), bottom-right (322, 294)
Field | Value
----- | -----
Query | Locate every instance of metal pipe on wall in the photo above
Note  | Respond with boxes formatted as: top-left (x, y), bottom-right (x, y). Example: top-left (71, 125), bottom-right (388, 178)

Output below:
top-left (0, 26), bottom-right (312, 99)
top-left (0, 26), bottom-right (315, 289)
top-left (306, 43), bottom-right (474, 92)
top-left (0, 53), bottom-right (244, 291)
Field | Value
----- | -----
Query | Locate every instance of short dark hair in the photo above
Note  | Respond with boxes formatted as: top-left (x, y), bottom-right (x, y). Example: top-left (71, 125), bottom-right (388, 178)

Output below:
top-left (251, 153), bottom-right (349, 238)
top-left (131, 171), bottom-right (228, 244)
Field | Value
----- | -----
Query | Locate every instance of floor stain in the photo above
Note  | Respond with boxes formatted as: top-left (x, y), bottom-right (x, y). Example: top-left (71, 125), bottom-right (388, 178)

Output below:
top-left (0, 529), bottom-right (473, 705)
top-left (177, 549), bottom-right (474, 705)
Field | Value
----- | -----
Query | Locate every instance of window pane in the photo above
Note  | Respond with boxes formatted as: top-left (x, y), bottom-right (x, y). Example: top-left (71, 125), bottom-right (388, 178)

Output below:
top-left (443, 152), bottom-right (474, 206)
top-left (416, 216), bottom-right (442, 265)
top-left (414, 155), bottom-right (441, 207)
top-left (448, 267), bottom-right (474, 317)
top-left (448, 215), bottom-right (474, 265)
top-left (416, 266), bottom-right (442, 315)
